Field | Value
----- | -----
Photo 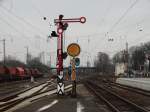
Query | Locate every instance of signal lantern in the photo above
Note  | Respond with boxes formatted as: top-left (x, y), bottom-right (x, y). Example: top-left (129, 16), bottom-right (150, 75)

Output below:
top-left (57, 28), bottom-right (63, 34)
top-left (80, 17), bottom-right (86, 23)
top-left (59, 15), bottom-right (64, 20)
top-left (63, 23), bottom-right (68, 30)
top-left (75, 58), bottom-right (80, 66)
top-left (51, 31), bottom-right (58, 37)
top-left (62, 52), bottom-right (68, 59)
top-left (43, 17), bottom-right (47, 20)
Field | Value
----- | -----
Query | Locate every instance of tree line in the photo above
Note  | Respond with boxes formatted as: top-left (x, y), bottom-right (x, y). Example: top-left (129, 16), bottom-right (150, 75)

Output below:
top-left (0, 57), bottom-right (50, 73)
top-left (94, 41), bottom-right (150, 74)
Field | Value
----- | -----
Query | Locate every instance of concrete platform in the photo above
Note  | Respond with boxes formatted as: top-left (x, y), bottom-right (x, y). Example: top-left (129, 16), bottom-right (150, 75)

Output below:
top-left (116, 78), bottom-right (150, 91)
top-left (11, 84), bottom-right (110, 112)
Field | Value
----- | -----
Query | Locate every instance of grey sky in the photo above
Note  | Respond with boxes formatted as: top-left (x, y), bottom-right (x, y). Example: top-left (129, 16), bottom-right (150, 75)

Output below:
top-left (0, 0), bottom-right (150, 66)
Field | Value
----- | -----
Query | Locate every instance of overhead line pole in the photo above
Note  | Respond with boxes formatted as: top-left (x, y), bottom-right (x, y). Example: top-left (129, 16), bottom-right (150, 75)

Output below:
top-left (26, 46), bottom-right (29, 64)
top-left (0, 39), bottom-right (6, 64)
top-left (126, 42), bottom-right (129, 76)
top-left (3, 39), bottom-right (5, 64)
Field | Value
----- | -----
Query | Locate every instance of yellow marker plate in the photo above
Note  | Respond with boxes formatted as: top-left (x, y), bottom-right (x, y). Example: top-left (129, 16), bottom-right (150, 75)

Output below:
top-left (67, 43), bottom-right (80, 57)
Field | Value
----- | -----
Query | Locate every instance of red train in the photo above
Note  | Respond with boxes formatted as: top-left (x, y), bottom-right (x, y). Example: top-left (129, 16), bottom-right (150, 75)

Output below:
top-left (0, 66), bottom-right (43, 82)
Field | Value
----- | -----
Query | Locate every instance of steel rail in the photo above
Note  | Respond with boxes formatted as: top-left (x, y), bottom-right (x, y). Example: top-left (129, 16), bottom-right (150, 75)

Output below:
top-left (0, 82), bottom-right (50, 108)
top-left (85, 81), bottom-right (149, 112)
top-left (0, 84), bottom-right (72, 112)
top-left (0, 80), bottom-right (51, 102)
top-left (110, 82), bottom-right (150, 97)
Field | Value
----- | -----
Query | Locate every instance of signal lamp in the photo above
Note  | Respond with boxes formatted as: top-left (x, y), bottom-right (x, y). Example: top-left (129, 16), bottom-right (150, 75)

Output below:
top-left (51, 31), bottom-right (58, 37)
top-left (75, 58), bottom-right (80, 66)
top-left (59, 15), bottom-right (64, 20)
top-left (62, 52), bottom-right (68, 59)
top-left (80, 17), bottom-right (86, 23)
top-left (57, 28), bottom-right (63, 34)
top-left (63, 23), bottom-right (68, 30)
top-left (43, 17), bottom-right (46, 20)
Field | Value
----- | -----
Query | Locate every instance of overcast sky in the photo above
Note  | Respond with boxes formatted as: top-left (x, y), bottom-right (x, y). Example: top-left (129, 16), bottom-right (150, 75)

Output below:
top-left (0, 0), bottom-right (150, 67)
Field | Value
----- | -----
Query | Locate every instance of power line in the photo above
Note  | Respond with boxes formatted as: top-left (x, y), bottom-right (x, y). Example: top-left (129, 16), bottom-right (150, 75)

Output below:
top-left (0, 12), bottom-right (29, 39)
top-left (0, 5), bottom-right (47, 38)
top-left (0, 8), bottom-right (47, 43)
top-left (97, 1), bottom-right (112, 29)
top-left (101, 0), bottom-right (140, 56)
top-left (0, 8), bottom-right (40, 39)
top-left (108, 0), bottom-right (139, 33)
top-left (31, 0), bottom-right (44, 17)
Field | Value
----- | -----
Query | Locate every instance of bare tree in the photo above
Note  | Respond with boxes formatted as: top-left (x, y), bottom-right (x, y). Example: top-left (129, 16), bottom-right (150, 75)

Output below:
top-left (94, 52), bottom-right (114, 74)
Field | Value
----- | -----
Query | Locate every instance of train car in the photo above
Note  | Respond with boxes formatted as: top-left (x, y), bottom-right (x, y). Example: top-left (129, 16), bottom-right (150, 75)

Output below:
top-left (0, 66), bottom-right (43, 82)
top-left (0, 66), bottom-right (7, 82)
top-left (16, 67), bottom-right (25, 80)
top-left (4, 66), bottom-right (12, 81)
top-left (7, 67), bottom-right (19, 81)
top-left (30, 69), bottom-right (36, 77)
top-left (34, 69), bottom-right (42, 78)
top-left (29, 68), bottom-right (43, 78)
top-left (0, 66), bottom-right (16, 82)
top-left (24, 68), bottom-right (31, 79)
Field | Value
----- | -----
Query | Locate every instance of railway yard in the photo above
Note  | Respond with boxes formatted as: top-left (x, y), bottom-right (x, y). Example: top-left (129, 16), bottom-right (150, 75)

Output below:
top-left (0, 74), bottom-right (149, 112)
top-left (0, 0), bottom-right (150, 112)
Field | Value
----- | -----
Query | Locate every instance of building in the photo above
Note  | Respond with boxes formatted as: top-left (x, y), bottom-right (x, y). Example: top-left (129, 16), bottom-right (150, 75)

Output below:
top-left (115, 63), bottom-right (127, 76)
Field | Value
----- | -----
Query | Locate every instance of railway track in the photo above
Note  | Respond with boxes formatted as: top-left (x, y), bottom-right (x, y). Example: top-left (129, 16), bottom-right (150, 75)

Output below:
top-left (0, 79), bottom-right (72, 112)
top-left (0, 78), bottom-right (51, 100)
top-left (85, 81), bottom-right (149, 112)
top-left (110, 82), bottom-right (150, 97)
top-left (97, 76), bottom-right (150, 97)
top-left (0, 81), bottom-right (51, 111)
top-left (0, 80), bottom-right (53, 102)
top-left (0, 80), bottom-right (52, 111)
top-left (0, 77), bottom-right (48, 88)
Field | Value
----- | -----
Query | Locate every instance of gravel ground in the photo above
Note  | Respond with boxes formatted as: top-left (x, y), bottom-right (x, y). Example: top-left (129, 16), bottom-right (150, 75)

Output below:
top-left (13, 84), bottom-right (110, 112)
top-left (0, 77), bottom-right (50, 99)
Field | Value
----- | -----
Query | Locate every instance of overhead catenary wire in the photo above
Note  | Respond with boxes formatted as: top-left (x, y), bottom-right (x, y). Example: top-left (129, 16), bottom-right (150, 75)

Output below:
top-left (0, 7), bottom-right (49, 56)
top-left (0, 12), bottom-right (30, 39)
top-left (0, 8), bottom-right (44, 40)
top-left (108, 0), bottom-right (139, 33)
top-left (97, 0), bottom-right (112, 29)
top-left (31, 0), bottom-right (44, 17)
top-left (0, 13), bottom-right (45, 59)
top-left (0, 5), bottom-right (47, 38)
top-left (87, 0), bottom-right (146, 52)
top-left (99, 0), bottom-right (140, 56)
